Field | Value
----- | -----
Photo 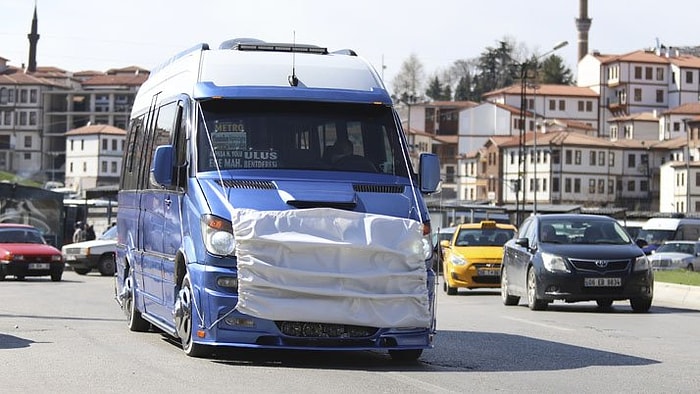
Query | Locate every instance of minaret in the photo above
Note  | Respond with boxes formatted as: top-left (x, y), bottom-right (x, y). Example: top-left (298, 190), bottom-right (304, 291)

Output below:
top-left (575, 0), bottom-right (592, 61)
top-left (27, 4), bottom-right (40, 73)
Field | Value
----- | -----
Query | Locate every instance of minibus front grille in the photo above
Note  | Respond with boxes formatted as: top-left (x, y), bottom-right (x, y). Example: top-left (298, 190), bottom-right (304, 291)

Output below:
top-left (275, 321), bottom-right (378, 338)
top-left (353, 184), bottom-right (404, 193)
top-left (217, 179), bottom-right (276, 189)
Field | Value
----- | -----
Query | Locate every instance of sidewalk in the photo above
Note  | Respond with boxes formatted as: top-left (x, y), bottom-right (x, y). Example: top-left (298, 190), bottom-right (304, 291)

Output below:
top-left (653, 282), bottom-right (700, 310)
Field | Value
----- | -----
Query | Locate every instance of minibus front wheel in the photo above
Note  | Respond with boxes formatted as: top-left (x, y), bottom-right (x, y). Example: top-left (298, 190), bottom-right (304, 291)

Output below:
top-left (175, 273), bottom-right (210, 357)
top-left (123, 270), bottom-right (150, 332)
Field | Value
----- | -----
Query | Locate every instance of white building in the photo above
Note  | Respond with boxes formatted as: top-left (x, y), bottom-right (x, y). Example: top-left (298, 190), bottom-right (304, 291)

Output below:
top-left (64, 124), bottom-right (125, 195)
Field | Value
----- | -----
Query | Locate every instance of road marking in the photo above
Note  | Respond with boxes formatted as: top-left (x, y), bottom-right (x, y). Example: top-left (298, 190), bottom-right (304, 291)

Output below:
top-left (502, 316), bottom-right (576, 331)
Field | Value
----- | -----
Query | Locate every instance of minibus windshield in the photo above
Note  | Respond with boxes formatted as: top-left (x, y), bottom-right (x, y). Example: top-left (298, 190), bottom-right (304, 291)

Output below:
top-left (196, 100), bottom-right (410, 176)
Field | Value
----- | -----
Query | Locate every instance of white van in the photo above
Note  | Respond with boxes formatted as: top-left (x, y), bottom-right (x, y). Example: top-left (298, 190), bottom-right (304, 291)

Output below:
top-left (636, 217), bottom-right (700, 253)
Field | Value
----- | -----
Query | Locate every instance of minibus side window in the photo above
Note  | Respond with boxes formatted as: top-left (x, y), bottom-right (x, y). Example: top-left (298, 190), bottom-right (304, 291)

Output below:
top-left (121, 115), bottom-right (144, 190)
top-left (144, 101), bottom-right (179, 189)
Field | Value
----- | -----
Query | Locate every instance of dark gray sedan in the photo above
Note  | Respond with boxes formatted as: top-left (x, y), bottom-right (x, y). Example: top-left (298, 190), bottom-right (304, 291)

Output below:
top-left (500, 214), bottom-right (654, 312)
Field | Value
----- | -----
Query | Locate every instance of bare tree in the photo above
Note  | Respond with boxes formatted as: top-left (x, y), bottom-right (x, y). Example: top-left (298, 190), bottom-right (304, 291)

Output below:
top-left (391, 53), bottom-right (426, 103)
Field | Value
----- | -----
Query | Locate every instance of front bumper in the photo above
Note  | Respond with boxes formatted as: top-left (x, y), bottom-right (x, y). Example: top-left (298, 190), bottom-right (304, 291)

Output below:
top-left (1, 261), bottom-right (64, 278)
top-left (446, 262), bottom-right (501, 289)
top-left (536, 269), bottom-right (654, 302)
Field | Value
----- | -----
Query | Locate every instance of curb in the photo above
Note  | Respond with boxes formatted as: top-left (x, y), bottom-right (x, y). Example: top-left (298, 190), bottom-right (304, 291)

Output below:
top-left (654, 282), bottom-right (700, 310)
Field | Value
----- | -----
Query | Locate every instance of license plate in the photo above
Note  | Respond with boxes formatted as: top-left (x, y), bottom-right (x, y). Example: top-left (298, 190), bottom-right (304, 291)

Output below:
top-left (29, 263), bottom-right (50, 270)
top-left (477, 269), bottom-right (499, 276)
top-left (65, 255), bottom-right (76, 261)
top-left (584, 277), bottom-right (621, 287)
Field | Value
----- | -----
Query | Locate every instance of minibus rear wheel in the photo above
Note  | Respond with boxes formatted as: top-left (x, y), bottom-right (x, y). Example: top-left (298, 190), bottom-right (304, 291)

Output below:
top-left (175, 273), bottom-right (210, 358)
top-left (124, 271), bottom-right (150, 332)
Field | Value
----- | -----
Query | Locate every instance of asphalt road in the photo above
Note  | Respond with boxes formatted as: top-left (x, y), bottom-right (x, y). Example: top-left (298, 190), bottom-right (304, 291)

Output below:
top-left (1, 271), bottom-right (699, 393)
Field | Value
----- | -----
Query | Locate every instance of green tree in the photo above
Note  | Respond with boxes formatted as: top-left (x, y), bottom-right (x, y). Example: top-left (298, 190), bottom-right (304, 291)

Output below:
top-left (425, 75), bottom-right (451, 101)
top-left (453, 75), bottom-right (472, 101)
top-left (538, 54), bottom-right (574, 84)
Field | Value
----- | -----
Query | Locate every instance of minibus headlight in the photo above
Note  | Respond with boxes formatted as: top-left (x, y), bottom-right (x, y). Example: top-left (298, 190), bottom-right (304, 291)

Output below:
top-left (201, 215), bottom-right (236, 256)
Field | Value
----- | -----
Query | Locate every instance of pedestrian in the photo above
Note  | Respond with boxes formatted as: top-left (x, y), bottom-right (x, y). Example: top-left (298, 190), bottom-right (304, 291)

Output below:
top-left (73, 221), bottom-right (86, 243)
top-left (85, 223), bottom-right (96, 241)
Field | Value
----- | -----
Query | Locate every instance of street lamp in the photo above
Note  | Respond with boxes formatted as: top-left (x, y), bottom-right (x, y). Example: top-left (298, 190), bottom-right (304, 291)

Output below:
top-left (516, 40), bottom-right (568, 225)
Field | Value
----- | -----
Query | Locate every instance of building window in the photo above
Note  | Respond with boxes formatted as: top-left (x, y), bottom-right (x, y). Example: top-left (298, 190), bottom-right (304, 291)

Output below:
top-left (598, 179), bottom-right (605, 194)
top-left (528, 98), bottom-right (534, 109)
top-left (558, 100), bottom-right (565, 111)
top-left (24, 136), bottom-right (31, 148)
top-left (608, 179), bottom-right (614, 194)
top-left (83, 162), bottom-right (87, 172)
top-left (564, 178), bottom-right (571, 193)
top-left (551, 149), bottom-right (560, 164)
top-left (30, 89), bottom-right (38, 103)
top-left (598, 151), bottom-right (605, 166)
top-left (574, 150), bottom-right (581, 165)
top-left (695, 172), bottom-right (700, 186)
top-left (645, 67), bottom-right (653, 80)
top-left (656, 89), bottom-right (664, 103)
top-left (445, 166), bottom-right (455, 183)
top-left (565, 150), bottom-right (572, 165)
top-left (69, 162), bottom-right (73, 173)
top-left (640, 180), bottom-right (648, 192)
top-left (70, 140), bottom-right (74, 151)
top-left (112, 139), bottom-right (118, 151)
top-left (574, 178), bottom-right (581, 193)
top-left (634, 88), bottom-right (642, 101)
top-left (101, 161), bottom-right (107, 172)
top-left (589, 151), bottom-right (596, 166)
top-left (549, 100), bottom-right (556, 110)
top-left (29, 112), bottom-right (37, 125)
top-left (586, 101), bottom-right (593, 112)
top-left (656, 67), bottom-right (664, 81)
top-left (510, 151), bottom-right (515, 164)
top-left (674, 122), bottom-right (681, 131)
top-left (578, 101), bottom-right (584, 111)
top-left (634, 66), bottom-right (642, 79)
top-left (627, 180), bottom-right (635, 191)
top-left (628, 154), bottom-right (636, 168)
top-left (609, 152), bottom-right (615, 166)
top-left (102, 139), bottom-right (108, 150)
top-left (687, 71), bottom-right (694, 84)
top-left (589, 179), bottom-right (596, 193)
top-left (81, 139), bottom-right (84, 150)
top-left (552, 177), bottom-right (559, 192)
top-left (20, 90), bottom-right (28, 103)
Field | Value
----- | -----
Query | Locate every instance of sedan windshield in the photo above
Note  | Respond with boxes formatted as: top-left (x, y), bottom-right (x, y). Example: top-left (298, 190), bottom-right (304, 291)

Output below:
top-left (655, 243), bottom-right (695, 255)
top-left (196, 100), bottom-right (409, 176)
top-left (0, 229), bottom-right (46, 244)
top-left (540, 218), bottom-right (632, 245)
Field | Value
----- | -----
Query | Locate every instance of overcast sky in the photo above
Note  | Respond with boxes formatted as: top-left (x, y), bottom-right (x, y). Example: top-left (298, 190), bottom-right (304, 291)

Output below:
top-left (1, 0), bottom-right (697, 95)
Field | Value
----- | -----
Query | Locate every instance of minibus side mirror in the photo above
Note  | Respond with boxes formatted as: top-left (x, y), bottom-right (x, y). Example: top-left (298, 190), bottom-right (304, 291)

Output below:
top-left (151, 145), bottom-right (174, 187)
top-left (419, 153), bottom-right (441, 193)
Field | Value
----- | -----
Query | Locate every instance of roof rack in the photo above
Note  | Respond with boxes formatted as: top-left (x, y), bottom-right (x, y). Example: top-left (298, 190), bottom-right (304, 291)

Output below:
top-left (219, 38), bottom-right (328, 54)
top-left (150, 43), bottom-right (210, 75)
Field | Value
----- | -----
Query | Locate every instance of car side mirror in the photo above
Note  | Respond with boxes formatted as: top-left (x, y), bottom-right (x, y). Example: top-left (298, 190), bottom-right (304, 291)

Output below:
top-left (515, 237), bottom-right (529, 248)
top-left (440, 240), bottom-right (450, 248)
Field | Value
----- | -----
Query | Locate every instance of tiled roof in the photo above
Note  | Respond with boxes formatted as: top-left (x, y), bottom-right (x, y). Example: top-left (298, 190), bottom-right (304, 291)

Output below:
top-left (65, 124), bottom-right (126, 136)
top-left (483, 83), bottom-right (598, 98)
top-left (0, 66), bottom-right (65, 87)
top-left (609, 112), bottom-right (659, 122)
top-left (662, 102), bottom-right (700, 116)
top-left (602, 50), bottom-right (671, 65)
top-left (82, 74), bottom-right (149, 86)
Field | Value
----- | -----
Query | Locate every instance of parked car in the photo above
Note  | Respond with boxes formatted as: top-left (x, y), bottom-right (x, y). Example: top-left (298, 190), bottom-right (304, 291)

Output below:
top-left (648, 240), bottom-right (700, 271)
top-left (441, 220), bottom-right (516, 295)
top-left (0, 223), bottom-right (64, 281)
top-left (500, 214), bottom-right (653, 312)
top-left (61, 225), bottom-right (117, 276)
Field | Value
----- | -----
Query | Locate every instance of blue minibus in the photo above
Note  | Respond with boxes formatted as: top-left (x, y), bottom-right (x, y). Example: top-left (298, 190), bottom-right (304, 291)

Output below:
top-left (114, 38), bottom-right (441, 362)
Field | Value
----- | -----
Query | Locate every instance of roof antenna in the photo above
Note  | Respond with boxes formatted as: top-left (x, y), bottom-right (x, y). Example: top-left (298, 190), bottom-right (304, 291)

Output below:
top-left (288, 31), bottom-right (299, 86)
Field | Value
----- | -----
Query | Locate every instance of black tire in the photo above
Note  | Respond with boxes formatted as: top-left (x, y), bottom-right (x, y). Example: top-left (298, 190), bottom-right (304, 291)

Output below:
top-left (123, 271), bottom-right (150, 332)
top-left (501, 267), bottom-right (520, 306)
top-left (596, 299), bottom-right (614, 309)
top-left (629, 297), bottom-right (652, 313)
top-left (175, 273), bottom-right (210, 358)
top-left (98, 254), bottom-right (116, 276)
top-left (389, 349), bottom-right (422, 363)
top-left (50, 269), bottom-right (63, 282)
top-left (74, 267), bottom-right (91, 275)
top-left (527, 267), bottom-right (547, 311)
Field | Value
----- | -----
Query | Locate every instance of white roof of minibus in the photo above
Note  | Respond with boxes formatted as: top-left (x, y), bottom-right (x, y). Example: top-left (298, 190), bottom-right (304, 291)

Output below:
top-left (134, 46), bottom-right (385, 109)
top-left (198, 50), bottom-right (384, 91)
top-left (642, 217), bottom-right (686, 230)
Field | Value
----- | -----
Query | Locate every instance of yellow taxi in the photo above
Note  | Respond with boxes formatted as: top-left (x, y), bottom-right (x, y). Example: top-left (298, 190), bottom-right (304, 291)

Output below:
top-left (441, 220), bottom-right (517, 295)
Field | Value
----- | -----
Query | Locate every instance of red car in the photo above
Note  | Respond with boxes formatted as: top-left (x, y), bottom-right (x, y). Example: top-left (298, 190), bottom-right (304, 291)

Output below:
top-left (0, 223), bottom-right (64, 281)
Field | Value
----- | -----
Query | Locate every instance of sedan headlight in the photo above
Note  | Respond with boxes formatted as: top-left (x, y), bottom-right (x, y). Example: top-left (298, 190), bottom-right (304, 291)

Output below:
top-left (450, 253), bottom-right (467, 266)
top-left (541, 252), bottom-right (570, 273)
top-left (201, 215), bottom-right (236, 256)
top-left (634, 255), bottom-right (650, 271)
